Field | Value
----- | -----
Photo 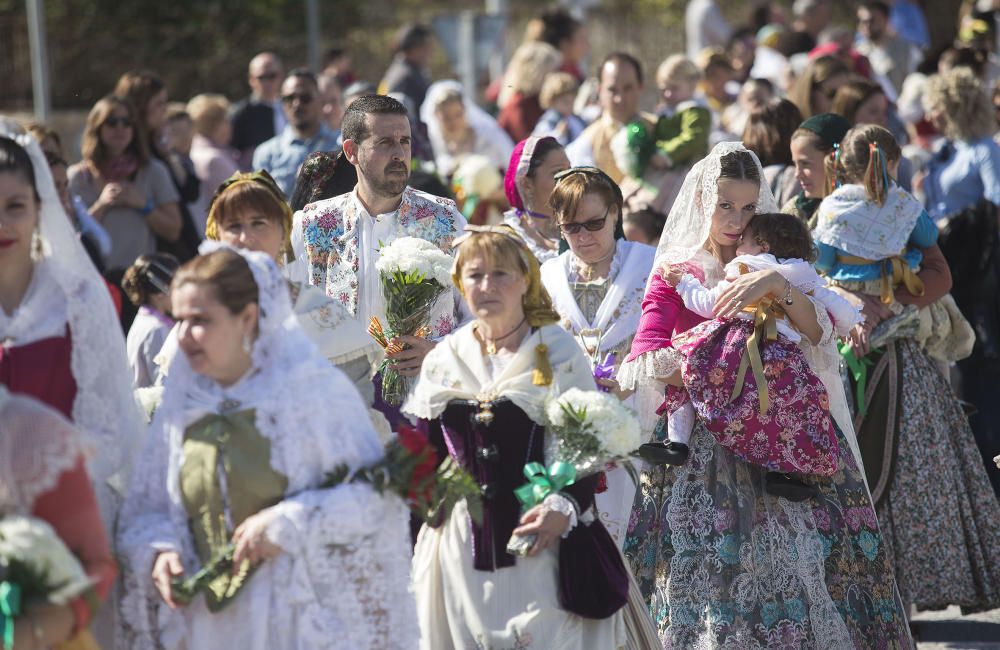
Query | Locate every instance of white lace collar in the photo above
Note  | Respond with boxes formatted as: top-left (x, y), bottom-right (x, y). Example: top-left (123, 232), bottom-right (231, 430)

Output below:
top-left (0, 260), bottom-right (67, 347)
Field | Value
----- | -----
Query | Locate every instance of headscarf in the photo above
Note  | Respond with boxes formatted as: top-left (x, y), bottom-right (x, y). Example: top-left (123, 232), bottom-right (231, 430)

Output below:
top-left (419, 80), bottom-right (514, 175)
top-left (0, 123), bottom-right (143, 528)
top-left (798, 113), bottom-right (851, 150)
top-left (504, 136), bottom-right (558, 215)
top-left (794, 113), bottom-right (850, 220)
top-left (205, 170), bottom-right (293, 262)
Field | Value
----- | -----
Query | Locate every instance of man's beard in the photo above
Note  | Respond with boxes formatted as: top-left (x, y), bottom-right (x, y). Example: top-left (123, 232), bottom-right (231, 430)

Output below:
top-left (363, 159), bottom-right (409, 197)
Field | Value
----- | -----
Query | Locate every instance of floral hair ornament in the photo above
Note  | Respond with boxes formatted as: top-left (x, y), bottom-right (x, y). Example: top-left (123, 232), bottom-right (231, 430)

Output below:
top-left (205, 170), bottom-right (294, 261)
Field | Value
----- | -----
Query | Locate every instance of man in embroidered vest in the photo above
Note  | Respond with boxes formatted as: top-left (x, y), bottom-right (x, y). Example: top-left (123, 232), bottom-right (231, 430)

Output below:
top-left (290, 94), bottom-right (466, 384)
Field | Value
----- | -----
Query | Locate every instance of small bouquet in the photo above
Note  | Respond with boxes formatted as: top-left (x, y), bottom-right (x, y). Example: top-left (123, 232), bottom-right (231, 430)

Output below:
top-left (172, 425), bottom-right (482, 606)
top-left (134, 385), bottom-right (164, 424)
top-left (507, 388), bottom-right (641, 556)
top-left (368, 237), bottom-right (454, 406)
top-left (0, 515), bottom-right (95, 650)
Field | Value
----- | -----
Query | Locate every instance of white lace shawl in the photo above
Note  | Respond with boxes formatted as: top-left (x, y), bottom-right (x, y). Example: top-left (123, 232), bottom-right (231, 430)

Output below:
top-left (0, 126), bottom-right (144, 531)
top-left (403, 322), bottom-right (597, 425)
top-left (0, 387), bottom-right (86, 515)
top-left (117, 244), bottom-right (417, 649)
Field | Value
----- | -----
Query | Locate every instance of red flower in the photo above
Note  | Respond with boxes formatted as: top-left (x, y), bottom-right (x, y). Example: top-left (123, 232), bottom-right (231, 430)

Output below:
top-left (595, 471), bottom-right (608, 494)
top-left (397, 425), bottom-right (438, 503)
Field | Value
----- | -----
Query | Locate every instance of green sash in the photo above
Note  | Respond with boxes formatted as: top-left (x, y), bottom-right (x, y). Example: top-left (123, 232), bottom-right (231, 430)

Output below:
top-left (180, 408), bottom-right (288, 611)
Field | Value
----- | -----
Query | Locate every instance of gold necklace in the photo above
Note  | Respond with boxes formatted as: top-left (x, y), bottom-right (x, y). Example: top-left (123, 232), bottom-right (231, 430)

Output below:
top-left (478, 317), bottom-right (527, 355)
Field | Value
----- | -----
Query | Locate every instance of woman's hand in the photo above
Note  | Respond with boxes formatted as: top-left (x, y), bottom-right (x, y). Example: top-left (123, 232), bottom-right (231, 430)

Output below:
top-left (231, 510), bottom-right (282, 572)
top-left (857, 293), bottom-right (891, 327)
top-left (712, 269), bottom-right (783, 319)
top-left (657, 367), bottom-right (683, 387)
top-left (511, 504), bottom-right (571, 557)
top-left (596, 377), bottom-right (633, 401)
top-left (847, 321), bottom-right (873, 356)
top-left (387, 336), bottom-right (437, 378)
top-left (151, 551), bottom-right (185, 609)
top-left (117, 182), bottom-right (148, 210)
top-left (662, 264), bottom-right (685, 287)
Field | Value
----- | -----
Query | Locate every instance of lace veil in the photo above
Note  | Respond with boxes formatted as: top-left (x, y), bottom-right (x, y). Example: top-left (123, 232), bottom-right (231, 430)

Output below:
top-left (0, 386), bottom-right (86, 515)
top-left (420, 80), bottom-right (513, 172)
top-left (653, 141), bottom-right (778, 270)
top-left (0, 121), bottom-right (143, 524)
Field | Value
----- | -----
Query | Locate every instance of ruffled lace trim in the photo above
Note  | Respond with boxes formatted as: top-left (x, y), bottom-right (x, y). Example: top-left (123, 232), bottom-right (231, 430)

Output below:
top-left (543, 493), bottom-right (579, 537)
top-left (617, 348), bottom-right (683, 390)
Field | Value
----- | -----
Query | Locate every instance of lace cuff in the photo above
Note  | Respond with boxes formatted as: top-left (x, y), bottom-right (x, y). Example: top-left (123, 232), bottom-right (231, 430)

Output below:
top-left (617, 347), bottom-right (683, 390)
top-left (543, 493), bottom-right (578, 537)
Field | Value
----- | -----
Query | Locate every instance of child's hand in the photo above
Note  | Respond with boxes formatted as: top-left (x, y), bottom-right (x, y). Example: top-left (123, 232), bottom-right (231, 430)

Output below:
top-left (661, 264), bottom-right (685, 287)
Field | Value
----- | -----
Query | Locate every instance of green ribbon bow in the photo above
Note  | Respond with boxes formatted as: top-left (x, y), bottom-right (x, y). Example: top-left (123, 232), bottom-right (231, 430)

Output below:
top-left (513, 462), bottom-right (577, 509)
top-left (839, 341), bottom-right (876, 417)
top-left (0, 581), bottom-right (21, 650)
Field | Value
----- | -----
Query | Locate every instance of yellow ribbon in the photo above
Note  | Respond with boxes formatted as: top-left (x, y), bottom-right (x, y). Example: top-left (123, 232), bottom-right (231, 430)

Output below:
top-left (837, 253), bottom-right (925, 304)
top-left (730, 298), bottom-right (784, 416)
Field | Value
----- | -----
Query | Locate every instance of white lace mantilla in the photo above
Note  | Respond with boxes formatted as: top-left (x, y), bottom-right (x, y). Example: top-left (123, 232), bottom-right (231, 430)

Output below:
top-left (118, 245), bottom-right (417, 649)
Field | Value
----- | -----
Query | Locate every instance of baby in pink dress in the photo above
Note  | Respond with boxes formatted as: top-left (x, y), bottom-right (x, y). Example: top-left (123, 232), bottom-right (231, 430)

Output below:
top-left (649, 213), bottom-right (861, 500)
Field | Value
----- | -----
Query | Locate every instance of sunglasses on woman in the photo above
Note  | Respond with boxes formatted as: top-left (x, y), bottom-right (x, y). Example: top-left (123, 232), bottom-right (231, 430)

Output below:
top-left (558, 207), bottom-right (610, 236)
top-left (104, 116), bottom-right (133, 128)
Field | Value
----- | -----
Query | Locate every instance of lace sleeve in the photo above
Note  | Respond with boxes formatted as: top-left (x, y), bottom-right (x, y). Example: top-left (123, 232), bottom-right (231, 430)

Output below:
top-left (116, 418), bottom-right (185, 647)
top-left (617, 347), bottom-right (684, 390)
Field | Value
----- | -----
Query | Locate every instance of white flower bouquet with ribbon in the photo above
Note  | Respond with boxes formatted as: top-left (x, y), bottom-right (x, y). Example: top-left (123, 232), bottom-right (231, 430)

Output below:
top-left (369, 237), bottom-right (454, 406)
top-left (0, 515), bottom-right (94, 649)
top-left (507, 388), bottom-right (641, 556)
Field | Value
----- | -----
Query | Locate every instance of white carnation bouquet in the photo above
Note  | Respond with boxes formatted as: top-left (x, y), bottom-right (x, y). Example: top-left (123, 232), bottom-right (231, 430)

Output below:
top-left (507, 388), bottom-right (641, 556)
top-left (368, 237), bottom-right (454, 406)
top-left (0, 515), bottom-right (94, 646)
top-left (134, 385), bottom-right (164, 424)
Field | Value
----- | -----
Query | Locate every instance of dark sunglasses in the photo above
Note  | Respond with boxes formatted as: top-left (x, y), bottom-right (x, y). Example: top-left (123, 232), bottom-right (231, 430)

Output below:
top-left (281, 92), bottom-right (313, 105)
top-left (558, 207), bottom-right (610, 236)
top-left (255, 72), bottom-right (280, 82)
top-left (103, 116), bottom-right (133, 128)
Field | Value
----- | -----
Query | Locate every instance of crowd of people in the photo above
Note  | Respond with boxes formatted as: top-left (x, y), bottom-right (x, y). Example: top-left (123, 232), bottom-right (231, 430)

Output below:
top-left (4, 1), bottom-right (1000, 648)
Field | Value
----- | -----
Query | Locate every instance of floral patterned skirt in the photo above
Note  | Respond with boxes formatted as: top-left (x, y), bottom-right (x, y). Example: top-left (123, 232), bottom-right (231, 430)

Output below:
top-left (674, 318), bottom-right (839, 476)
top-left (623, 416), bottom-right (913, 648)
top-left (869, 338), bottom-right (1000, 612)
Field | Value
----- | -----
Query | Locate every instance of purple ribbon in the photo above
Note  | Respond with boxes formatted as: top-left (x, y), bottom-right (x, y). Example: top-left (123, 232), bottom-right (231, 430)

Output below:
top-left (593, 352), bottom-right (616, 392)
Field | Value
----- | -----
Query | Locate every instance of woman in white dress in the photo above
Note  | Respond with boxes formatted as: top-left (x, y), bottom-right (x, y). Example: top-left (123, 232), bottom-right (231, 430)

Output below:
top-left (539, 167), bottom-right (655, 546)
top-left (118, 244), bottom-right (416, 649)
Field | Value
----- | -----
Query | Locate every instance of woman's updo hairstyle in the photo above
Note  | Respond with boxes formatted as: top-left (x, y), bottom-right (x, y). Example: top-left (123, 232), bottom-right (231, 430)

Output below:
top-left (172, 248), bottom-right (259, 316)
top-left (718, 149), bottom-right (761, 184)
top-left (121, 253), bottom-right (180, 307)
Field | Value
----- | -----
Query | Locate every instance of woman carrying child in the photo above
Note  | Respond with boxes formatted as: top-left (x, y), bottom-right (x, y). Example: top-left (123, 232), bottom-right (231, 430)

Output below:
top-left (815, 124), bottom-right (1000, 612)
top-left (640, 212), bottom-right (861, 503)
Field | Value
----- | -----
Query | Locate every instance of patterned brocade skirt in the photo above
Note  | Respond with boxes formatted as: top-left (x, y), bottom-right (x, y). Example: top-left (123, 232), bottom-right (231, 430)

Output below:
top-left (624, 416), bottom-right (913, 648)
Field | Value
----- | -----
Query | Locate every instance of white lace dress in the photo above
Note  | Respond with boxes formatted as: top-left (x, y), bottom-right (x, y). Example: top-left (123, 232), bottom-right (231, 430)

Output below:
top-left (117, 245), bottom-right (417, 649)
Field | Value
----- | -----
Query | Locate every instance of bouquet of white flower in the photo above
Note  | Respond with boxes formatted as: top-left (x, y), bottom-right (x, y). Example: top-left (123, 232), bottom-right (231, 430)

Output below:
top-left (507, 388), bottom-right (641, 556)
top-left (369, 237), bottom-right (454, 406)
top-left (0, 515), bottom-right (94, 649)
top-left (134, 385), bottom-right (164, 424)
